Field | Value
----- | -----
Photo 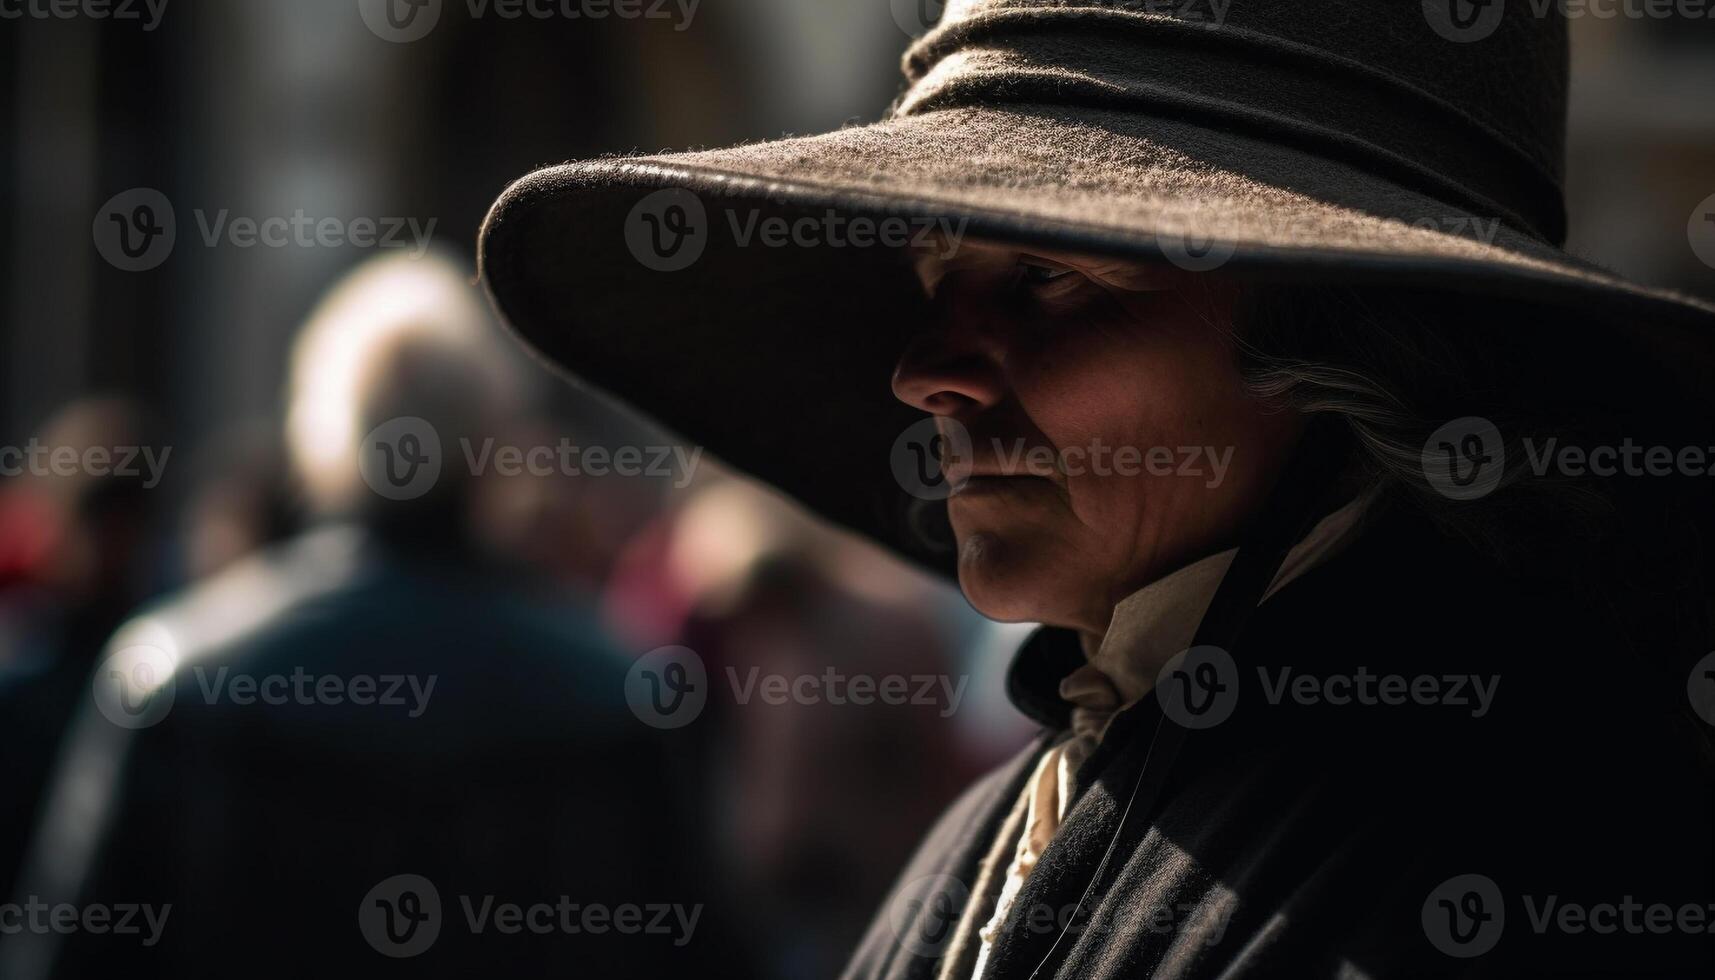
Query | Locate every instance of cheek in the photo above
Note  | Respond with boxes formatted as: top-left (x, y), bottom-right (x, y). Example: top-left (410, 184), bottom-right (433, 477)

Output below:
top-left (1011, 318), bottom-right (1266, 556)
top-left (1017, 323), bottom-right (1241, 472)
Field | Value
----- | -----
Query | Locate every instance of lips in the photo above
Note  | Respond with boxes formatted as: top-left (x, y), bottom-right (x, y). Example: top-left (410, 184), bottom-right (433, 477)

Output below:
top-left (932, 421), bottom-right (1066, 488)
top-left (950, 473), bottom-right (1057, 498)
top-left (961, 452), bottom-right (1063, 482)
top-left (965, 463), bottom-right (1060, 480)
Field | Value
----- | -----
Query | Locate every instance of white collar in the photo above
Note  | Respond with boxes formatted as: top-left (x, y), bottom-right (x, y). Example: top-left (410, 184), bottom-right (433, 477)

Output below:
top-left (1086, 494), bottom-right (1373, 707)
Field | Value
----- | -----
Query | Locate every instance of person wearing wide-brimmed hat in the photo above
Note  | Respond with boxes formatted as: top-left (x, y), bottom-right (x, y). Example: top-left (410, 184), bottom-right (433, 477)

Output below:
top-left (481, 1), bottom-right (1715, 976)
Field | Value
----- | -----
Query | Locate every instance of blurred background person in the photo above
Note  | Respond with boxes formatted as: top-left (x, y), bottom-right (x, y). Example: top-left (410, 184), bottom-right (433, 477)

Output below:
top-left (608, 476), bottom-right (1009, 978)
top-left (3, 251), bottom-right (750, 979)
top-left (0, 398), bottom-right (161, 903)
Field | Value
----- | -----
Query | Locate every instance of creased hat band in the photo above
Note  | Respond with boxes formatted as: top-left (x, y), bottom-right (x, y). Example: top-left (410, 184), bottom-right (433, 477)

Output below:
top-left (899, 13), bottom-right (1568, 244)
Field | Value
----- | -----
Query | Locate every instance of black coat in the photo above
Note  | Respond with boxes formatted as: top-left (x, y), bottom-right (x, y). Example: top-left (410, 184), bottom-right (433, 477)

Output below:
top-left (9, 526), bottom-right (750, 979)
top-left (844, 506), bottom-right (1715, 979)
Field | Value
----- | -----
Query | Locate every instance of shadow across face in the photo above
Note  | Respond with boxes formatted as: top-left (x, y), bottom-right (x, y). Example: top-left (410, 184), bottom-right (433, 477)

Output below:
top-left (893, 242), bottom-right (1304, 635)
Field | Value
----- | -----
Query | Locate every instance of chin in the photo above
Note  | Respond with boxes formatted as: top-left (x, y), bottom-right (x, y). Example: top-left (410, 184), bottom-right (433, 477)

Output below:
top-left (953, 529), bottom-right (1090, 627)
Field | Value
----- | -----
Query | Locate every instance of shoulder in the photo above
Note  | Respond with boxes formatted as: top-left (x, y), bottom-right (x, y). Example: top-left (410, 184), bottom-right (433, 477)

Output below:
top-left (103, 526), bottom-right (638, 735)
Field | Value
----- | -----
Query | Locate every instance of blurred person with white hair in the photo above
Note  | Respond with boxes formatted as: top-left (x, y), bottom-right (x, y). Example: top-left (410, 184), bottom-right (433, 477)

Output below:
top-left (5, 250), bottom-right (752, 980)
top-left (282, 249), bottom-right (522, 548)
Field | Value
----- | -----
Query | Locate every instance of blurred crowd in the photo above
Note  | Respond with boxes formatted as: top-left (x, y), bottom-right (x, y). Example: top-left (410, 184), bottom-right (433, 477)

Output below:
top-left (0, 250), bottom-right (1032, 979)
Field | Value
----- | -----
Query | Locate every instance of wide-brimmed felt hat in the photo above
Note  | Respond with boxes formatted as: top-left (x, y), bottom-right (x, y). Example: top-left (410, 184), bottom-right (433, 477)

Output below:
top-left (479, 0), bottom-right (1715, 576)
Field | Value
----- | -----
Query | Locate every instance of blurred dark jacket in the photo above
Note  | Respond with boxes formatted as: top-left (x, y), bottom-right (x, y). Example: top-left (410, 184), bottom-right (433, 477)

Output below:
top-left (6, 524), bottom-right (748, 979)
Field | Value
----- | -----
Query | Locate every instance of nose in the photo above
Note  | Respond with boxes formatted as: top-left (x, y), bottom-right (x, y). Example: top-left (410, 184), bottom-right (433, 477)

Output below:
top-left (890, 292), bottom-right (1006, 416)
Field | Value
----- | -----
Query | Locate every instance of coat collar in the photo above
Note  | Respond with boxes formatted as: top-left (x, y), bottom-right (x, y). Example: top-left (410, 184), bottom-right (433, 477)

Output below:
top-left (1003, 492), bottom-right (1383, 731)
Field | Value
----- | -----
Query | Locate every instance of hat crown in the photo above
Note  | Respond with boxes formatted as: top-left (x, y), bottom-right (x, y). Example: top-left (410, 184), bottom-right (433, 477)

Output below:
top-left (901, 0), bottom-right (1569, 243)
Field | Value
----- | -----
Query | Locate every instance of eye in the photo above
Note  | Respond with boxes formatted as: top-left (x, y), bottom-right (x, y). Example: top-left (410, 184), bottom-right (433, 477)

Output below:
top-left (1019, 259), bottom-right (1075, 286)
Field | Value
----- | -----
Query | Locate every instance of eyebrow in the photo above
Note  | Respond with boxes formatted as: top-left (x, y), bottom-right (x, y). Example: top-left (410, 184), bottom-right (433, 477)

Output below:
top-left (1016, 252), bottom-right (1072, 268)
top-left (911, 246), bottom-right (1013, 293)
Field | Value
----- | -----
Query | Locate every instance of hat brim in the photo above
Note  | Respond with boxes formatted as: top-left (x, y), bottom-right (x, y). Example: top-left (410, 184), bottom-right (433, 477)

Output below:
top-left (479, 103), bottom-right (1715, 575)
